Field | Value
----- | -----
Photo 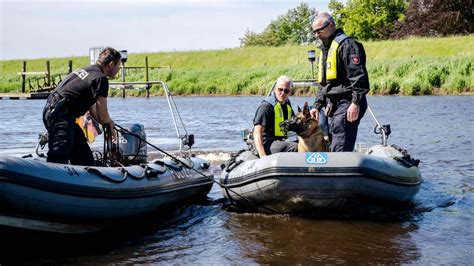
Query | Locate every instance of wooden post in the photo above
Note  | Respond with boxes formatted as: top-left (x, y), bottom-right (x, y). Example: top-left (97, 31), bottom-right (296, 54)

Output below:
top-left (145, 57), bottom-right (150, 98)
top-left (145, 56), bottom-right (149, 82)
top-left (46, 61), bottom-right (51, 87)
top-left (68, 60), bottom-right (73, 73)
top-left (121, 62), bottom-right (126, 98)
top-left (21, 61), bottom-right (26, 93)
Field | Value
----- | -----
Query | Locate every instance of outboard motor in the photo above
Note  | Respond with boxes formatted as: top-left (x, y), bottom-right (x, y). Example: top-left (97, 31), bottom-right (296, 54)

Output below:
top-left (118, 123), bottom-right (147, 164)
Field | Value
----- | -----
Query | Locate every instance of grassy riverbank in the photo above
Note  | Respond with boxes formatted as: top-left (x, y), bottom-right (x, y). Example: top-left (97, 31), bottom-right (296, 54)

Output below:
top-left (1, 35), bottom-right (472, 96)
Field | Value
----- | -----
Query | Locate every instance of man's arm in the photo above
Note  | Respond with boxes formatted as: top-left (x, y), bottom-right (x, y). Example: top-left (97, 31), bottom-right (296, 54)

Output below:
top-left (91, 96), bottom-right (115, 139)
top-left (341, 39), bottom-right (370, 122)
top-left (253, 125), bottom-right (267, 157)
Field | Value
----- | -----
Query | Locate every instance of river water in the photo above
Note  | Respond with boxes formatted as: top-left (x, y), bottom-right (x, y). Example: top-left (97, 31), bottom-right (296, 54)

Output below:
top-left (0, 95), bottom-right (473, 264)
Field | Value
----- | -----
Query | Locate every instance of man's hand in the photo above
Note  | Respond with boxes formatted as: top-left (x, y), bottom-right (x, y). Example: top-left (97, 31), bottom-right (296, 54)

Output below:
top-left (347, 103), bottom-right (360, 122)
top-left (105, 120), bottom-right (117, 142)
top-left (309, 108), bottom-right (320, 121)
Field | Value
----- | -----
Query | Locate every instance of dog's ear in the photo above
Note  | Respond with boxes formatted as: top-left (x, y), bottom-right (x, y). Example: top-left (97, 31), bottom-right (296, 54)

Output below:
top-left (297, 105), bottom-right (302, 113)
top-left (302, 102), bottom-right (309, 114)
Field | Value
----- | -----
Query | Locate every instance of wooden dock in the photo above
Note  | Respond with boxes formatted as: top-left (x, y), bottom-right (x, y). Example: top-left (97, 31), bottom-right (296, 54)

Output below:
top-left (0, 92), bottom-right (49, 100)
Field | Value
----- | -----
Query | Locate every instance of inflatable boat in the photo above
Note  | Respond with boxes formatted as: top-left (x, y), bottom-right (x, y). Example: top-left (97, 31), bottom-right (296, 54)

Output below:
top-left (0, 81), bottom-right (214, 233)
top-left (0, 155), bottom-right (213, 222)
top-left (220, 144), bottom-right (422, 214)
top-left (220, 80), bottom-right (422, 214)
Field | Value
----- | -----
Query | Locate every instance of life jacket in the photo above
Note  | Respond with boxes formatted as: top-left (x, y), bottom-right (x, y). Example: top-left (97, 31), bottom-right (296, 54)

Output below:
top-left (263, 94), bottom-right (293, 138)
top-left (317, 32), bottom-right (350, 83)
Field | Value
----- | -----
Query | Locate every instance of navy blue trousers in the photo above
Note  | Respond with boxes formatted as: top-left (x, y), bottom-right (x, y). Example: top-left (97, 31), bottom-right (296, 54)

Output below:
top-left (329, 97), bottom-right (367, 152)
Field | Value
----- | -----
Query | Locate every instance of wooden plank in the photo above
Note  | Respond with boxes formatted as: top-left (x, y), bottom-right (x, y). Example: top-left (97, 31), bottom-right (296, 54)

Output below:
top-left (0, 93), bottom-right (49, 100)
top-left (17, 71), bottom-right (48, 75)
top-left (0, 93), bottom-right (30, 99)
top-left (109, 84), bottom-right (149, 90)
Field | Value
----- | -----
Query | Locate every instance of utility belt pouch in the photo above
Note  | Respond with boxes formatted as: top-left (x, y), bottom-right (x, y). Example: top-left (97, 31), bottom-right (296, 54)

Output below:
top-left (46, 92), bottom-right (68, 117)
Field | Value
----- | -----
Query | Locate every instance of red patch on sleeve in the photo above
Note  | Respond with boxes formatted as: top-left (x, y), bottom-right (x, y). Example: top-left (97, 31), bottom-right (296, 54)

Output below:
top-left (352, 56), bottom-right (360, 64)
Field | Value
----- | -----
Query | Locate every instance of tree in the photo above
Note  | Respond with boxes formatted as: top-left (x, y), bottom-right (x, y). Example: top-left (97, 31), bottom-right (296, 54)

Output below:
top-left (329, 0), bottom-right (409, 40)
top-left (240, 2), bottom-right (318, 47)
top-left (390, 0), bottom-right (474, 38)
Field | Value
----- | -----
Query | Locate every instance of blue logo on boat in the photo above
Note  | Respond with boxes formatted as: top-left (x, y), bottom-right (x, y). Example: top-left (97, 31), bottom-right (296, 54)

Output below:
top-left (305, 152), bottom-right (328, 164)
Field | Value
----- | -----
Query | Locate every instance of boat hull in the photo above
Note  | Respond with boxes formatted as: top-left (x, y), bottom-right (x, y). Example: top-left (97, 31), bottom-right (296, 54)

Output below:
top-left (220, 146), bottom-right (422, 213)
top-left (0, 155), bottom-right (214, 222)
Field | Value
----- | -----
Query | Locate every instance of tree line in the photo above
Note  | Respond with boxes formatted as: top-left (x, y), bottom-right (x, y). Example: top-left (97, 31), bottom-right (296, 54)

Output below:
top-left (240, 0), bottom-right (473, 47)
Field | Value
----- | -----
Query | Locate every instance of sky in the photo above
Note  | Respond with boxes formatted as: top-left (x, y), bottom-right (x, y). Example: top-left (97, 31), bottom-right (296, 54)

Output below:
top-left (0, 0), bottom-right (329, 60)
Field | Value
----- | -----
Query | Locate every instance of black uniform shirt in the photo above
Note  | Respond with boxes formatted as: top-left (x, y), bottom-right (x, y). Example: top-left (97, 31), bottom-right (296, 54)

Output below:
top-left (314, 28), bottom-right (369, 110)
top-left (55, 64), bottom-right (109, 118)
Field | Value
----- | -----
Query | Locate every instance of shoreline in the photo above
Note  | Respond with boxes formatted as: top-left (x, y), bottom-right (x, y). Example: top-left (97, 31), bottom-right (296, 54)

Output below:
top-left (1, 91), bottom-right (473, 99)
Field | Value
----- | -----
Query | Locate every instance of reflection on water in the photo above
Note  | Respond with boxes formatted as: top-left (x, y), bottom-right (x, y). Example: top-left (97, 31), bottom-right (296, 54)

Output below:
top-left (0, 96), bottom-right (473, 264)
top-left (225, 213), bottom-right (420, 264)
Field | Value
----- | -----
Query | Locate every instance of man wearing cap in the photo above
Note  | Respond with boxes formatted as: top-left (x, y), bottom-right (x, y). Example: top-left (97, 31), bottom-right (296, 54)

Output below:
top-left (309, 12), bottom-right (369, 152)
top-left (253, 75), bottom-right (298, 157)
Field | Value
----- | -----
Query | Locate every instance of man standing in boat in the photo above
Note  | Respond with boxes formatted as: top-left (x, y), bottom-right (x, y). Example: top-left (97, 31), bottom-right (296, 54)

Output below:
top-left (309, 13), bottom-right (369, 152)
top-left (43, 47), bottom-right (121, 165)
top-left (252, 75), bottom-right (297, 157)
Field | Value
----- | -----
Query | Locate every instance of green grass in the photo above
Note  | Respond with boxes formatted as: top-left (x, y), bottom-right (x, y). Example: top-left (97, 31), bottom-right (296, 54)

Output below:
top-left (1, 35), bottom-right (472, 95)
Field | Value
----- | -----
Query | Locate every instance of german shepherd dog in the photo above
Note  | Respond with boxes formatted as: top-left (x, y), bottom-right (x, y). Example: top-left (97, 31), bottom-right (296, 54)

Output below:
top-left (281, 102), bottom-right (329, 152)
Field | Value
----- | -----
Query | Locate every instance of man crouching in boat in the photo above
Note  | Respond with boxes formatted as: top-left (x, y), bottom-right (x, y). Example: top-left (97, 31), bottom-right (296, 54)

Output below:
top-left (252, 75), bottom-right (297, 157)
top-left (42, 47), bottom-right (121, 166)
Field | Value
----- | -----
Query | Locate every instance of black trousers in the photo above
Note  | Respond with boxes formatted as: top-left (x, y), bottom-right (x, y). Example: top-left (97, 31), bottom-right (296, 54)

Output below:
top-left (329, 97), bottom-right (367, 152)
top-left (43, 94), bottom-right (94, 166)
top-left (264, 140), bottom-right (298, 155)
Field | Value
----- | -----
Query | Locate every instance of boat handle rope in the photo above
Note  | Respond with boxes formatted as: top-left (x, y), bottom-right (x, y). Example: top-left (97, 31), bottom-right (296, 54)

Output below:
top-left (224, 149), bottom-right (247, 172)
top-left (114, 123), bottom-right (284, 215)
top-left (86, 163), bottom-right (176, 183)
top-left (391, 144), bottom-right (420, 167)
top-left (85, 167), bottom-right (128, 183)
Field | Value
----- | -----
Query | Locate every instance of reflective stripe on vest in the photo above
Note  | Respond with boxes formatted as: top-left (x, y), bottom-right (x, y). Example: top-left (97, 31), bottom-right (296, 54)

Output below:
top-left (274, 102), bottom-right (292, 137)
top-left (317, 33), bottom-right (350, 83)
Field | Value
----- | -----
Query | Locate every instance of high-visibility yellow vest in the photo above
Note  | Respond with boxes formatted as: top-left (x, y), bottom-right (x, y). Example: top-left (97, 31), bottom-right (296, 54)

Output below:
top-left (317, 33), bottom-right (349, 83)
top-left (273, 102), bottom-right (292, 137)
top-left (263, 95), bottom-right (293, 138)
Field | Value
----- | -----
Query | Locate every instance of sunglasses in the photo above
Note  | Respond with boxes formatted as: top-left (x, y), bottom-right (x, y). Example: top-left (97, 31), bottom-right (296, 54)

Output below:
top-left (277, 88), bottom-right (291, 94)
top-left (312, 22), bottom-right (330, 34)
